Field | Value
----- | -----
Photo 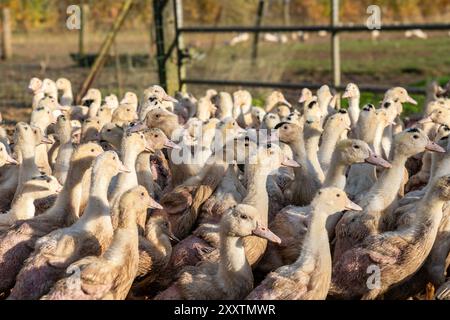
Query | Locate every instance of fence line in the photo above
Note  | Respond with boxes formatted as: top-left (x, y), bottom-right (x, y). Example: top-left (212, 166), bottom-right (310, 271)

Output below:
top-left (153, 0), bottom-right (450, 96)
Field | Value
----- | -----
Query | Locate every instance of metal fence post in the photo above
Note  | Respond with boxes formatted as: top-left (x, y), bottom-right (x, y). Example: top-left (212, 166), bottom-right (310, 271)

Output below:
top-left (173, 0), bottom-right (186, 93)
top-left (331, 0), bottom-right (341, 88)
top-left (251, 0), bottom-right (265, 64)
top-left (153, 0), bottom-right (168, 91)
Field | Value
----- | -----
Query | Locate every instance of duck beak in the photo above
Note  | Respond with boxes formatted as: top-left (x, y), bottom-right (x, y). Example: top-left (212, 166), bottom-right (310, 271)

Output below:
top-left (41, 136), bottom-right (53, 144)
top-left (365, 151), bottom-right (392, 168)
top-left (55, 185), bottom-right (63, 193)
top-left (164, 140), bottom-right (181, 150)
top-left (405, 95), bottom-right (418, 105)
top-left (342, 91), bottom-right (351, 99)
top-left (148, 197), bottom-right (163, 210)
top-left (127, 122), bottom-right (147, 134)
top-left (167, 230), bottom-right (180, 242)
top-left (281, 99), bottom-right (292, 108)
top-left (252, 222), bottom-right (281, 244)
top-left (425, 140), bottom-right (446, 153)
top-left (281, 156), bottom-right (300, 168)
top-left (345, 200), bottom-right (363, 211)
top-left (418, 116), bottom-right (433, 124)
top-left (118, 163), bottom-right (131, 173)
top-left (5, 154), bottom-right (19, 165)
top-left (163, 94), bottom-right (178, 104)
top-left (298, 95), bottom-right (307, 103)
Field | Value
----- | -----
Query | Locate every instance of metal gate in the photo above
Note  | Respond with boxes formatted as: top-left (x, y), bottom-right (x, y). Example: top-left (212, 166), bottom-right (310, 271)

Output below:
top-left (154, 0), bottom-right (450, 95)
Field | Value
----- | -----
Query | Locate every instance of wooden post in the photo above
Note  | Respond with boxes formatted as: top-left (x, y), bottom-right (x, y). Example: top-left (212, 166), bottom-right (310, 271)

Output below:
top-left (79, 2), bottom-right (89, 57)
top-left (173, 0), bottom-right (186, 92)
top-left (163, 0), bottom-right (179, 95)
top-left (283, 0), bottom-right (291, 26)
top-left (251, 0), bottom-right (265, 64)
top-left (331, 0), bottom-right (341, 88)
top-left (1, 8), bottom-right (12, 60)
top-left (76, 0), bottom-right (133, 103)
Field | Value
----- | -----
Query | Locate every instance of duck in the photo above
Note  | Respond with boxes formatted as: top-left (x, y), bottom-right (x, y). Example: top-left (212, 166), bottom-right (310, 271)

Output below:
top-left (195, 97), bottom-right (216, 122)
top-left (436, 279), bottom-right (450, 300)
top-left (345, 107), bottom-right (395, 199)
top-left (41, 186), bottom-right (161, 300)
top-left (333, 128), bottom-right (446, 261)
top-left (0, 143), bottom-right (103, 294)
top-left (149, 137), bottom-right (253, 291)
top-left (120, 92), bottom-right (139, 113)
top-left (257, 140), bottom-right (389, 273)
top-left (0, 174), bottom-right (61, 231)
top-left (318, 109), bottom-right (351, 172)
top-left (13, 123), bottom-right (52, 200)
top-left (331, 174), bottom-right (450, 300)
top-left (155, 204), bottom-right (281, 300)
top-left (28, 77), bottom-right (44, 109)
top-left (56, 78), bottom-right (73, 107)
top-left (81, 89), bottom-right (102, 119)
top-left (140, 85), bottom-right (178, 120)
top-left (264, 91), bottom-right (291, 113)
top-left (135, 128), bottom-right (179, 198)
top-left (234, 90), bottom-right (253, 128)
top-left (145, 107), bottom-right (199, 186)
top-left (212, 92), bottom-right (234, 121)
top-left (342, 83), bottom-right (360, 129)
top-left (0, 142), bottom-right (18, 167)
top-left (41, 79), bottom-right (58, 100)
top-left (132, 211), bottom-right (178, 296)
top-left (276, 121), bottom-right (321, 206)
top-left (53, 115), bottom-right (74, 185)
top-left (298, 88), bottom-right (313, 108)
top-left (303, 118), bottom-right (325, 183)
top-left (110, 130), bottom-right (153, 206)
top-left (247, 188), bottom-right (361, 300)
top-left (316, 85), bottom-right (333, 121)
top-left (8, 150), bottom-right (129, 300)
top-left (80, 117), bottom-right (102, 143)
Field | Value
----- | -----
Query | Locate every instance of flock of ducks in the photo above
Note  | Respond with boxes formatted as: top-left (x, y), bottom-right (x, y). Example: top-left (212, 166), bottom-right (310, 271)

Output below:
top-left (0, 76), bottom-right (449, 300)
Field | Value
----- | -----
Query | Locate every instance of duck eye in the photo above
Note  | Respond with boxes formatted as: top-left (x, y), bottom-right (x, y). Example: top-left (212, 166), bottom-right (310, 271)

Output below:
top-left (107, 129), bottom-right (111, 132)
top-left (353, 145), bottom-right (360, 149)
top-left (283, 125), bottom-right (288, 130)
top-left (91, 149), bottom-right (95, 152)
top-left (336, 194), bottom-right (341, 197)
top-left (413, 134), bottom-right (420, 139)
top-left (34, 130), bottom-right (37, 134)
top-left (240, 215), bottom-right (248, 220)
top-left (126, 109), bottom-right (130, 112)
top-left (156, 114), bottom-right (160, 118)
top-left (141, 192), bottom-right (145, 196)
top-left (154, 134), bottom-right (159, 138)
top-left (112, 156), bottom-right (116, 160)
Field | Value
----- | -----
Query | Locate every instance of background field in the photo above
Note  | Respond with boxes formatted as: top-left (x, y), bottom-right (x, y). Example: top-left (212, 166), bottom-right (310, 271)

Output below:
top-left (0, 0), bottom-right (450, 125)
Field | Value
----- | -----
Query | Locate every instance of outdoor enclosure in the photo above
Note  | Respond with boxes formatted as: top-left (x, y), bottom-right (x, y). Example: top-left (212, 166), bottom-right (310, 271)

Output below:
top-left (0, 0), bottom-right (450, 123)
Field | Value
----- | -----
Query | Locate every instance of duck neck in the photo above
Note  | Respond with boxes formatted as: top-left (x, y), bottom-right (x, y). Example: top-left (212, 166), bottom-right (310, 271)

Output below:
top-left (218, 233), bottom-right (251, 283)
top-left (323, 154), bottom-right (347, 189)
top-left (61, 87), bottom-right (73, 105)
top-left (243, 164), bottom-right (269, 222)
top-left (294, 204), bottom-right (330, 267)
top-left (365, 150), bottom-right (408, 210)
top-left (372, 122), bottom-right (386, 155)
top-left (114, 145), bottom-right (141, 198)
top-left (83, 171), bottom-right (114, 219)
top-left (88, 99), bottom-right (101, 118)
top-left (305, 133), bottom-right (324, 181)
top-left (319, 129), bottom-right (342, 168)
top-left (16, 142), bottom-right (40, 187)
top-left (45, 165), bottom-right (86, 222)
top-left (9, 192), bottom-right (36, 220)
top-left (348, 96), bottom-right (360, 126)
